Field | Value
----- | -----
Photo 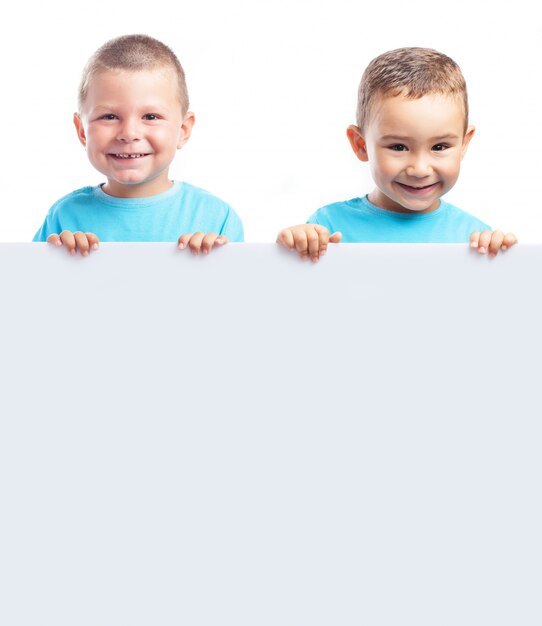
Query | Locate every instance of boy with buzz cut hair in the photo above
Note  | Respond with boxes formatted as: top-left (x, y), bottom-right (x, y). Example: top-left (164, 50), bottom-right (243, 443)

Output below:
top-left (277, 47), bottom-right (517, 261)
top-left (34, 34), bottom-right (243, 256)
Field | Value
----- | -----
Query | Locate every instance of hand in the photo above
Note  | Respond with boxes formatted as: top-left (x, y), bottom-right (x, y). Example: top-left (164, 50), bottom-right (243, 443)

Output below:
top-left (276, 224), bottom-right (342, 262)
top-left (470, 230), bottom-right (517, 256)
top-left (177, 232), bottom-right (228, 255)
top-left (47, 231), bottom-right (100, 256)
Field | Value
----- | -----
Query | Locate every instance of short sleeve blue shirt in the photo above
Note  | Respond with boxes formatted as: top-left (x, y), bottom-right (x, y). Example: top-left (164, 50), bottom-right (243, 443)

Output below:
top-left (307, 195), bottom-right (490, 243)
top-left (33, 181), bottom-right (244, 242)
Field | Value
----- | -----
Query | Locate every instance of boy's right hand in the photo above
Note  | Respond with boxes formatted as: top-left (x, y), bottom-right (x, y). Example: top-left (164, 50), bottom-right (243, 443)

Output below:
top-left (47, 231), bottom-right (100, 256)
top-left (276, 224), bottom-right (342, 262)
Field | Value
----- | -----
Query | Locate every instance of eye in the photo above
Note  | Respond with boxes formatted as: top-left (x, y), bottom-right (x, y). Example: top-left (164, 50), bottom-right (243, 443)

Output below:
top-left (143, 113), bottom-right (160, 120)
top-left (432, 143), bottom-right (449, 151)
top-left (99, 114), bottom-right (118, 121)
top-left (389, 144), bottom-right (407, 151)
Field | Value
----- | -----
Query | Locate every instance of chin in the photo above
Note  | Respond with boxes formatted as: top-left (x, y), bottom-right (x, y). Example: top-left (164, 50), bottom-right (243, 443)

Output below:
top-left (397, 196), bottom-right (440, 213)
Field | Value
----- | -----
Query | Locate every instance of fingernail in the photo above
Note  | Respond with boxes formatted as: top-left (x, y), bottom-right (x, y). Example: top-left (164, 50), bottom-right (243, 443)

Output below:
top-left (478, 246), bottom-right (486, 254)
top-left (55, 240), bottom-right (62, 247)
top-left (92, 243), bottom-right (99, 250)
top-left (311, 256), bottom-right (319, 263)
top-left (202, 248), bottom-right (208, 255)
top-left (320, 249), bottom-right (327, 256)
top-left (69, 249), bottom-right (76, 256)
top-left (470, 242), bottom-right (477, 248)
top-left (502, 245), bottom-right (508, 251)
top-left (82, 251), bottom-right (89, 257)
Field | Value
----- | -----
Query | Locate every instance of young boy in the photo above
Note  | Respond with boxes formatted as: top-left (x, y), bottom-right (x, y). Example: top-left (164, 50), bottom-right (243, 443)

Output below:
top-left (277, 47), bottom-right (516, 261)
top-left (33, 34), bottom-right (243, 256)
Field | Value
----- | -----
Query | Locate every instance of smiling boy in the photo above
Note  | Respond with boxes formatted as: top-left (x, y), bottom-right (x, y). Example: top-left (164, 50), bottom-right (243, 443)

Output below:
top-left (277, 47), bottom-right (516, 260)
top-left (34, 34), bottom-right (243, 255)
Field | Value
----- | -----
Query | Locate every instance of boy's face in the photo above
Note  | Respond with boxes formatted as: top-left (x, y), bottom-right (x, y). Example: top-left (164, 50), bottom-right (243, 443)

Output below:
top-left (347, 93), bottom-right (474, 213)
top-left (74, 68), bottom-right (194, 198)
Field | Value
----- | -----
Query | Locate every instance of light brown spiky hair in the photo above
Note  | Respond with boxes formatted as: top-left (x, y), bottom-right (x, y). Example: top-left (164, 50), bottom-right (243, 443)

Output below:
top-left (356, 47), bottom-right (469, 134)
top-left (78, 34), bottom-right (189, 114)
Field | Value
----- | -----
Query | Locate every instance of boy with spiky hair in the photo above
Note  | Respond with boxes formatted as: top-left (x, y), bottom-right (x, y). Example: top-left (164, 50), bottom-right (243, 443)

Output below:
top-left (34, 34), bottom-right (243, 255)
top-left (277, 47), bottom-right (516, 261)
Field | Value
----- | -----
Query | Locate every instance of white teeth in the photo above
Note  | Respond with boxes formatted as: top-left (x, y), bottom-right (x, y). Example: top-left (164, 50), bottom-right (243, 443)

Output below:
top-left (114, 154), bottom-right (145, 159)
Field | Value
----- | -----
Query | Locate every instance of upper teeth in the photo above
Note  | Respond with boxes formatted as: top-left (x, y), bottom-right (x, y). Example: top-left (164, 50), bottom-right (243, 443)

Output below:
top-left (115, 154), bottom-right (145, 158)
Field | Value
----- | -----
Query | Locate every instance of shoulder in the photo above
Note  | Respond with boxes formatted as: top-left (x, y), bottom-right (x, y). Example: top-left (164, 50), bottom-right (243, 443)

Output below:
top-left (176, 182), bottom-right (233, 212)
top-left (173, 181), bottom-right (244, 241)
top-left (439, 200), bottom-right (491, 230)
top-left (308, 198), bottom-right (362, 224)
top-left (46, 186), bottom-right (99, 215)
top-left (175, 181), bottom-right (242, 223)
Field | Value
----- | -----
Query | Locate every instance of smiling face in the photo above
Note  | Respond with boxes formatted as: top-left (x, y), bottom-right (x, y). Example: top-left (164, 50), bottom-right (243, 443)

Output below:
top-left (74, 67), bottom-right (194, 198)
top-left (347, 93), bottom-right (474, 213)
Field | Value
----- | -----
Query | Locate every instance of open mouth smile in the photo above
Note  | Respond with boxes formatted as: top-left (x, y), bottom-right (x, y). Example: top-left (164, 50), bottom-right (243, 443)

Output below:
top-left (396, 182), bottom-right (439, 194)
top-left (109, 153), bottom-right (150, 159)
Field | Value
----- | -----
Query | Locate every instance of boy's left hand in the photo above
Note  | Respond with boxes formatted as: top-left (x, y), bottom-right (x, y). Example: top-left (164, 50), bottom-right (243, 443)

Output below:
top-left (470, 230), bottom-right (517, 256)
top-left (177, 232), bottom-right (228, 255)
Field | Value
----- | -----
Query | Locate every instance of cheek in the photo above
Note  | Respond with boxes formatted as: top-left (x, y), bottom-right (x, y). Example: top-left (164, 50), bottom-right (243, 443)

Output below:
top-left (371, 153), bottom-right (396, 181)
top-left (150, 127), bottom-right (178, 148)
top-left (441, 157), bottom-right (462, 181)
top-left (86, 127), bottom-right (108, 150)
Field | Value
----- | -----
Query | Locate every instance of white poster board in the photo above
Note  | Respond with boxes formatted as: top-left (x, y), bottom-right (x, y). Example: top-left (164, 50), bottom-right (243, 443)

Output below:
top-left (1, 243), bottom-right (541, 625)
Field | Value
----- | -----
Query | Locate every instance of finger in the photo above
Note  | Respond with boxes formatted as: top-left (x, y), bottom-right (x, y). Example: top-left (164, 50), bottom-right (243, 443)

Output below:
top-left (487, 230), bottom-right (504, 256)
top-left (292, 230), bottom-right (309, 260)
top-left (469, 231), bottom-right (480, 249)
top-left (214, 235), bottom-right (228, 247)
top-left (476, 230), bottom-right (493, 254)
top-left (86, 232), bottom-right (100, 251)
top-left (74, 231), bottom-right (90, 256)
top-left (277, 229), bottom-right (295, 249)
top-left (320, 230), bottom-right (341, 256)
top-left (177, 233), bottom-right (193, 250)
top-left (47, 234), bottom-right (62, 247)
top-left (201, 232), bottom-right (219, 255)
top-left (59, 231), bottom-right (76, 255)
top-left (188, 232), bottom-right (205, 255)
top-left (501, 232), bottom-right (518, 251)
top-left (307, 227), bottom-right (322, 262)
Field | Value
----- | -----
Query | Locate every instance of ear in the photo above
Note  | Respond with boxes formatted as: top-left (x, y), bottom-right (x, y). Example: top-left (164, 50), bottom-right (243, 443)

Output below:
top-left (346, 124), bottom-right (369, 162)
top-left (461, 125), bottom-right (475, 160)
top-left (177, 111), bottom-right (196, 149)
top-left (73, 113), bottom-right (87, 147)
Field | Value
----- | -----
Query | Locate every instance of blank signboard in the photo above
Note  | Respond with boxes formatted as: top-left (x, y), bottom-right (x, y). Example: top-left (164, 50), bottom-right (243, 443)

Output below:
top-left (1, 243), bottom-right (541, 625)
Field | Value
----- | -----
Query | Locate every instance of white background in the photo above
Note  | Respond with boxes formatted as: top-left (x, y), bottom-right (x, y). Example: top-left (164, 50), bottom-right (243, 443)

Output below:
top-left (1, 0), bottom-right (541, 242)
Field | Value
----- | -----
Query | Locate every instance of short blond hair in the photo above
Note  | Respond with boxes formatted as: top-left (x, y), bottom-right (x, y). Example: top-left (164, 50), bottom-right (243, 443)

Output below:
top-left (78, 34), bottom-right (189, 114)
top-left (356, 47), bottom-right (469, 133)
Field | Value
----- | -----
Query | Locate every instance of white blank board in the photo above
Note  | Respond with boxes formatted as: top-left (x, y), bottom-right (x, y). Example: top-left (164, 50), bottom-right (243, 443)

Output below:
top-left (1, 243), bottom-right (541, 626)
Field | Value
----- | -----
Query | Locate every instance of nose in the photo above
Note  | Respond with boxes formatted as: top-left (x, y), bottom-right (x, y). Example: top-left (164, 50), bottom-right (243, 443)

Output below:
top-left (116, 117), bottom-right (141, 142)
top-left (405, 153), bottom-right (432, 178)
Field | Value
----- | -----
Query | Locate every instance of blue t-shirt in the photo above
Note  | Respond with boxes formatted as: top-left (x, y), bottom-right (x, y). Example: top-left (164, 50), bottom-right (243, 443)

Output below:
top-left (33, 181), bottom-right (244, 242)
top-left (307, 195), bottom-right (490, 243)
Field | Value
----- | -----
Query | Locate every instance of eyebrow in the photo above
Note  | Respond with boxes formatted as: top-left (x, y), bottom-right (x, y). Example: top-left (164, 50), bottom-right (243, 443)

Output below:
top-left (379, 133), bottom-right (460, 141)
